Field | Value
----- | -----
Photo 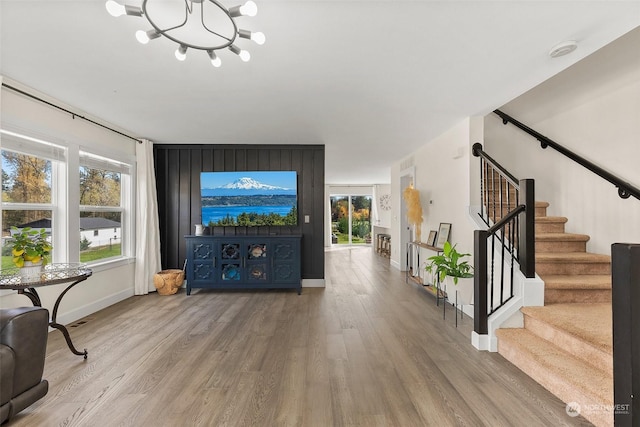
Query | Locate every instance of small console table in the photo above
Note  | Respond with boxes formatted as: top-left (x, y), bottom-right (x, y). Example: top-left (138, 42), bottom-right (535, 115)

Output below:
top-left (0, 263), bottom-right (93, 359)
top-left (406, 241), bottom-right (448, 312)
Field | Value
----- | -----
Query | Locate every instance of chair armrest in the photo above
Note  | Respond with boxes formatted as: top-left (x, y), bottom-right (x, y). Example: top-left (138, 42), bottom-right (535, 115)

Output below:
top-left (0, 307), bottom-right (49, 397)
top-left (0, 344), bottom-right (15, 407)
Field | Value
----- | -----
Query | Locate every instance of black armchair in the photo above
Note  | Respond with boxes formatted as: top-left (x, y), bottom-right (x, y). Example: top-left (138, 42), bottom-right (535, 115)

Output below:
top-left (0, 306), bottom-right (49, 423)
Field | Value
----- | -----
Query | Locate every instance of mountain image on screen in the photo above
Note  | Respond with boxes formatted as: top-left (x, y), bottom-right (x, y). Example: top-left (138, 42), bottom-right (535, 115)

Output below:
top-left (200, 172), bottom-right (298, 226)
top-left (201, 177), bottom-right (296, 197)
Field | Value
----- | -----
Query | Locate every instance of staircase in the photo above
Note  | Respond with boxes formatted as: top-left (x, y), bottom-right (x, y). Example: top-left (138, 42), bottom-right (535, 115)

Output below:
top-left (495, 201), bottom-right (613, 427)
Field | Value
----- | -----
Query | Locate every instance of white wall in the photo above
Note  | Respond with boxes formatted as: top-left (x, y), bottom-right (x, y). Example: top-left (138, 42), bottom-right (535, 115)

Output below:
top-left (391, 118), bottom-right (480, 282)
top-left (372, 184), bottom-right (391, 228)
top-left (484, 28), bottom-right (640, 255)
top-left (1, 79), bottom-right (136, 324)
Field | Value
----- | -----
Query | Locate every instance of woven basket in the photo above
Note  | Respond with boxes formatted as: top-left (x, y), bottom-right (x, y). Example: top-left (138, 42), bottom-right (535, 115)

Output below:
top-left (153, 269), bottom-right (185, 295)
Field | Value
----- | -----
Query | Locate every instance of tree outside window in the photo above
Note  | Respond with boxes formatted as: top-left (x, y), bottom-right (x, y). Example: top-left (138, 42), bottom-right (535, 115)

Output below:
top-left (79, 164), bottom-right (123, 263)
top-left (1, 150), bottom-right (54, 269)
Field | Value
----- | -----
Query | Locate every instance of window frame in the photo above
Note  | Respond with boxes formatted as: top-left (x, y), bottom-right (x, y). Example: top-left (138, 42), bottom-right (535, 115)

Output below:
top-left (1, 128), bottom-right (135, 270)
top-left (1, 130), bottom-right (63, 263)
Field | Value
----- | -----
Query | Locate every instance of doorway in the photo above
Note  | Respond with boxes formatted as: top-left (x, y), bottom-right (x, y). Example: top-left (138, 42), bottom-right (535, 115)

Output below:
top-left (400, 169), bottom-right (415, 271)
top-left (329, 195), bottom-right (372, 246)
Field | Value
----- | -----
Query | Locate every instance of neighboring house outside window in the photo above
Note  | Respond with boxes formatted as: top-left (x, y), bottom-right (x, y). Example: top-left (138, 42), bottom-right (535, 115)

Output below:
top-left (79, 152), bottom-right (131, 263)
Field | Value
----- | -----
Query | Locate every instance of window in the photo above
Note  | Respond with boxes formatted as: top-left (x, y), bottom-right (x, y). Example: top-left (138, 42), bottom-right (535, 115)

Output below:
top-left (1, 131), bottom-right (61, 269)
top-left (330, 195), bottom-right (372, 245)
top-left (1, 128), bottom-right (134, 268)
top-left (79, 152), bottom-right (131, 263)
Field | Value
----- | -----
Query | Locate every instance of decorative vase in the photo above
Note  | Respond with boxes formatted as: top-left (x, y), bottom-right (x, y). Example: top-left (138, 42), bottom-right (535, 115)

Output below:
top-left (19, 261), bottom-right (44, 282)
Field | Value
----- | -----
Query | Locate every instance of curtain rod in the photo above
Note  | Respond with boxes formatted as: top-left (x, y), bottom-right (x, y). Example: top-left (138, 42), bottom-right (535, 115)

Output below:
top-left (2, 82), bottom-right (143, 144)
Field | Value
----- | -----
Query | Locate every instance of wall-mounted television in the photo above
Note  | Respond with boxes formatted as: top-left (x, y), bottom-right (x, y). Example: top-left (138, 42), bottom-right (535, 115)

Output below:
top-left (201, 171), bottom-right (298, 226)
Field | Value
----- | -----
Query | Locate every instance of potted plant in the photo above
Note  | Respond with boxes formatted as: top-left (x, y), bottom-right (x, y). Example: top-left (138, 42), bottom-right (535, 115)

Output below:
top-left (425, 241), bottom-right (474, 304)
top-left (10, 227), bottom-right (52, 269)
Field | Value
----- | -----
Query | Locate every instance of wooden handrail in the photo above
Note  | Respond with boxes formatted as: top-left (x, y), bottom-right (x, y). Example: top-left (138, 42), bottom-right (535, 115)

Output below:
top-left (494, 109), bottom-right (640, 201)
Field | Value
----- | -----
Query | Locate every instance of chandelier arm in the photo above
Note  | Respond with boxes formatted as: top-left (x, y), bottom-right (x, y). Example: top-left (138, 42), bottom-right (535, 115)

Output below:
top-left (142, 0), bottom-right (189, 36)
top-left (138, 0), bottom-right (246, 52)
top-left (200, 0), bottom-right (237, 45)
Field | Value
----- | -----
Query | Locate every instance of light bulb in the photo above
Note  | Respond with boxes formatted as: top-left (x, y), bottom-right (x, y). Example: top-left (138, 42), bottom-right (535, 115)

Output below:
top-left (136, 30), bottom-right (149, 44)
top-left (105, 0), bottom-right (125, 17)
top-left (239, 50), bottom-right (251, 62)
top-left (136, 29), bottom-right (160, 44)
top-left (240, 1), bottom-right (258, 17)
top-left (105, 1), bottom-right (142, 17)
top-left (207, 50), bottom-right (222, 68)
top-left (251, 32), bottom-right (265, 45)
top-left (229, 44), bottom-right (250, 61)
top-left (175, 45), bottom-right (187, 61)
top-left (238, 29), bottom-right (265, 46)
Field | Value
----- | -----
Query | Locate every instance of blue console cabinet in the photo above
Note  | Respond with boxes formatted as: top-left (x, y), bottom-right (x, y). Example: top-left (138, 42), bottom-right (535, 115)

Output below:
top-left (185, 235), bottom-right (302, 295)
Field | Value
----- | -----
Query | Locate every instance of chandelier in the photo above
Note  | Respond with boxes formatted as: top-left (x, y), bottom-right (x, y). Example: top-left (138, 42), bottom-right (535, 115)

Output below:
top-left (105, 0), bottom-right (265, 67)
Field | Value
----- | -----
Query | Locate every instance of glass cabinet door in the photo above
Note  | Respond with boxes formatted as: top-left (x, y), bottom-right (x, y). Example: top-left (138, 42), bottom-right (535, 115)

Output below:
top-left (219, 243), bottom-right (241, 281)
top-left (246, 243), bottom-right (268, 282)
top-left (192, 241), bottom-right (216, 282)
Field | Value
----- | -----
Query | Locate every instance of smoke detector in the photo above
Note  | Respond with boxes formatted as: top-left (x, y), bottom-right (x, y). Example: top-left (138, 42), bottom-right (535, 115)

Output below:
top-left (549, 40), bottom-right (578, 58)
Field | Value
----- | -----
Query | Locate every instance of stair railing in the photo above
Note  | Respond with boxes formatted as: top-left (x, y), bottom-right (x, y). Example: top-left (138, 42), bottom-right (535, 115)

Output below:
top-left (494, 109), bottom-right (640, 201)
top-left (494, 110), bottom-right (640, 424)
top-left (472, 143), bottom-right (535, 336)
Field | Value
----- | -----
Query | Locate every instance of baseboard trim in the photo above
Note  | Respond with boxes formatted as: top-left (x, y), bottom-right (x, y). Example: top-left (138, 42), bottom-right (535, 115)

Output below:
top-left (302, 278), bottom-right (325, 288)
top-left (53, 288), bottom-right (134, 327)
top-left (472, 331), bottom-right (497, 351)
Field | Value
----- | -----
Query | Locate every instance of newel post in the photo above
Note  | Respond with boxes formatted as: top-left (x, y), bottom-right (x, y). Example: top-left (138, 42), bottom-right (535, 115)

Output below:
top-left (518, 179), bottom-right (535, 278)
top-left (612, 243), bottom-right (640, 425)
top-left (474, 229), bottom-right (488, 335)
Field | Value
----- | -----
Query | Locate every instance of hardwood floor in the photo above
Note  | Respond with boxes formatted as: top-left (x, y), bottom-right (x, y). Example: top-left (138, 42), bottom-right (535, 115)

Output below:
top-left (9, 246), bottom-right (592, 426)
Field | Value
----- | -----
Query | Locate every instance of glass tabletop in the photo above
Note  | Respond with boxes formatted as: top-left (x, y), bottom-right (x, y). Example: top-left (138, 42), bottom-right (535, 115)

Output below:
top-left (0, 263), bottom-right (93, 289)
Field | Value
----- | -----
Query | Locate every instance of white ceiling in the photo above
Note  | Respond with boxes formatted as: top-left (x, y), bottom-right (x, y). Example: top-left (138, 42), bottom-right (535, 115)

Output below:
top-left (1, 1), bottom-right (639, 184)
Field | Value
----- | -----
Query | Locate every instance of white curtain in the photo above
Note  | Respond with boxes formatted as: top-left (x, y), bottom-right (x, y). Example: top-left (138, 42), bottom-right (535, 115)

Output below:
top-left (134, 139), bottom-right (162, 295)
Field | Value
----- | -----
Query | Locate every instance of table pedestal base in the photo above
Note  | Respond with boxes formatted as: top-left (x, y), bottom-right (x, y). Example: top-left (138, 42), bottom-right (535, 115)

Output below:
top-left (17, 275), bottom-right (90, 359)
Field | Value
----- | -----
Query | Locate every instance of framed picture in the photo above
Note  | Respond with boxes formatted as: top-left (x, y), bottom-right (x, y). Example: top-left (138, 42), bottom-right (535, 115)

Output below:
top-left (435, 223), bottom-right (451, 248)
top-left (427, 230), bottom-right (437, 247)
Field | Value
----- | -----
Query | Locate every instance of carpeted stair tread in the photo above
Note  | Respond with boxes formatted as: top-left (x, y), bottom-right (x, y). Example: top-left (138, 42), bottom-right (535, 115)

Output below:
top-left (541, 274), bottom-right (611, 290)
top-left (536, 252), bottom-right (611, 263)
top-left (535, 217), bottom-right (569, 233)
top-left (536, 216), bottom-right (568, 224)
top-left (521, 304), bottom-right (612, 354)
top-left (497, 328), bottom-right (613, 427)
top-left (535, 232), bottom-right (590, 242)
top-left (535, 201), bottom-right (549, 217)
top-left (535, 233), bottom-right (591, 253)
top-left (536, 252), bottom-right (611, 276)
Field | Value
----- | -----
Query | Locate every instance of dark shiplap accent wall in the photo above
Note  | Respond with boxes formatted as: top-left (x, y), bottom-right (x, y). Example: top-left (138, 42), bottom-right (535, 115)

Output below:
top-left (153, 144), bottom-right (325, 280)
